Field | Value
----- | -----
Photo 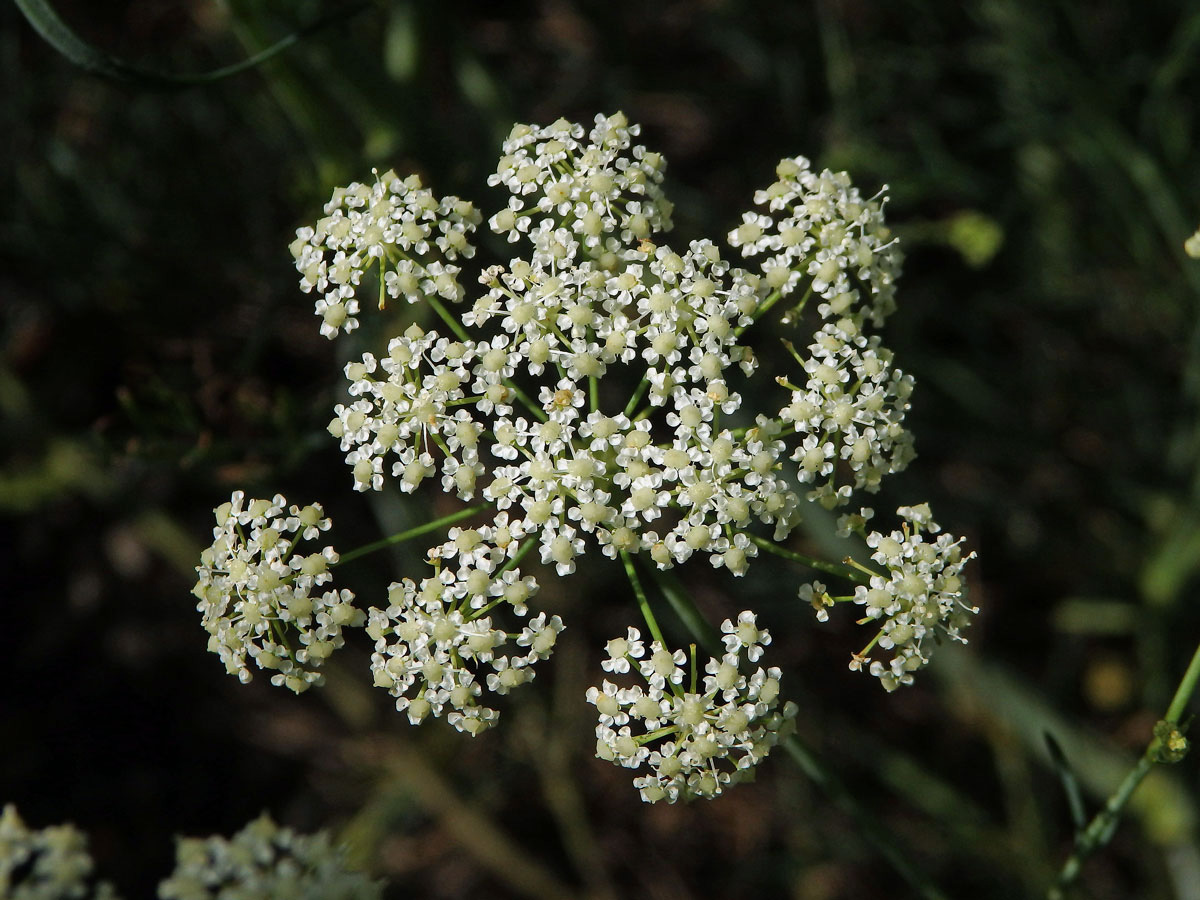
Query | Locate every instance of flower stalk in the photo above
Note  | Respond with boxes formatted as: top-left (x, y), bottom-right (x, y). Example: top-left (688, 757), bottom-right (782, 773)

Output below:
top-left (1049, 639), bottom-right (1200, 897)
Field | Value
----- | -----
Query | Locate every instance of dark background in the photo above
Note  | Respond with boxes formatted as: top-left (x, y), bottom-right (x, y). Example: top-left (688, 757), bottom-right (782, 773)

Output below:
top-left (4, 1), bottom-right (1200, 898)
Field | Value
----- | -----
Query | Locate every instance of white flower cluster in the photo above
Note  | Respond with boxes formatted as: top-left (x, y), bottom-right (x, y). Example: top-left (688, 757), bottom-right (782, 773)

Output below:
top-left (810, 504), bottom-right (977, 691)
top-left (729, 156), bottom-right (902, 328)
top-left (187, 111), bottom-right (978, 800)
top-left (778, 320), bottom-right (916, 509)
top-left (365, 523), bottom-right (562, 735)
top-left (486, 112), bottom-right (673, 267)
top-left (325, 116), bottom-right (801, 586)
top-left (319, 114), bottom-right (922, 599)
top-left (157, 814), bottom-right (381, 900)
top-left (289, 169), bottom-right (481, 339)
top-left (192, 492), bottom-right (362, 693)
top-left (588, 614), bottom-right (797, 803)
top-left (330, 308), bottom-right (795, 578)
top-left (0, 809), bottom-right (377, 900)
top-left (0, 805), bottom-right (118, 900)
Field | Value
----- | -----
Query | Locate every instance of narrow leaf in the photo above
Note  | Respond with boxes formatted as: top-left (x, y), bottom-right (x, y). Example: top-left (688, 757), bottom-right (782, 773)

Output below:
top-left (13, 0), bottom-right (373, 89)
top-left (1045, 730), bottom-right (1088, 832)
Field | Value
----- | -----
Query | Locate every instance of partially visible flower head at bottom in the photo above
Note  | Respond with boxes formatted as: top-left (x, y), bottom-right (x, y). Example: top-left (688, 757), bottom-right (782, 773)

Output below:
top-left (588, 613), bottom-right (797, 803)
top-left (192, 491), bottom-right (363, 693)
top-left (157, 814), bottom-right (381, 900)
top-left (0, 805), bottom-right (120, 900)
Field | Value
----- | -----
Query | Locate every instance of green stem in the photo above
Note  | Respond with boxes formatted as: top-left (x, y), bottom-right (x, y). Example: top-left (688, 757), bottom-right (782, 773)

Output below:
top-left (635, 724), bottom-right (681, 745)
top-left (497, 537), bottom-right (537, 577)
top-left (651, 568), bottom-right (720, 654)
top-left (335, 502), bottom-right (492, 566)
top-left (733, 288), bottom-right (783, 338)
top-left (620, 551), bottom-right (666, 646)
top-left (623, 377), bottom-right (649, 418)
top-left (748, 533), bottom-right (873, 585)
top-left (508, 381), bottom-right (550, 423)
top-left (785, 284), bottom-right (815, 321)
top-left (1163, 640), bottom-right (1200, 724)
top-left (728, 419), bottom-right (799, 442)
top-left (425, 294), bottom-right (473, 343)
top-left (1048, 639), bottom-right (1200, 898)
top-left (781, 337), bottom-right (806, 368)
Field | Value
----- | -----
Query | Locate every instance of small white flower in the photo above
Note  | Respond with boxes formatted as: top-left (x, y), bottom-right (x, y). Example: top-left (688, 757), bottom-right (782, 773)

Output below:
top-left (798, 581), bottom-right (831, 622)
top-left (602, 627), bottom-right (645, 673)
top-left (721, 610), bottom-right (771, 662)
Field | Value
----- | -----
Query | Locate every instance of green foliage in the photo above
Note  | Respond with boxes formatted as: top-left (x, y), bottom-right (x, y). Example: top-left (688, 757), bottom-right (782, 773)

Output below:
top-left (5, 1), bottom-right (1200, 897)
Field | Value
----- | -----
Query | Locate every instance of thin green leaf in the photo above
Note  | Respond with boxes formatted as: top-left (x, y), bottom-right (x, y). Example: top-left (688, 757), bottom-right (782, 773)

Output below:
top-left (13, 0), bottom-right (373, 89)
top-left (649, 568), bottom-right (721, 654)
top-left (1044, 730), bottom-right (1088, 832)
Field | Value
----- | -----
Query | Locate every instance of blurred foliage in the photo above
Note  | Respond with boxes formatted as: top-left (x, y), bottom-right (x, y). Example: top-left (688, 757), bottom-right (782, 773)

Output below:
top-left (5, 0), bottom-right (1200, 898)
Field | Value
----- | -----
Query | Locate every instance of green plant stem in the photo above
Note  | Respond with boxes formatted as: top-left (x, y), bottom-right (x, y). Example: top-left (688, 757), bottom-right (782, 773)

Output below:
top-left (622, 378), bottom-right (649, 418)
top-left (652, 569), bottom-right (720, 653)
top-left (748, 533), bottom-right (872, 585)
top-left (14, 0), bottom-right (373, 88)
top-left (508, 381), bottom-right (550, 423)
top-left (1049, 639), bottom-right (1200, 898)
top-left (1163, 640), bottom-right (1200, 724)
top-left (335, 502), bottom-right (492, 566)
top-left (497, 537), bottom-right (537, 577)
top-left (424, 294), bottom-right (473, 342)
top-left (620, 551), bottom-right (666, 646)
top-left (733, 288), bottom-right (783, 338)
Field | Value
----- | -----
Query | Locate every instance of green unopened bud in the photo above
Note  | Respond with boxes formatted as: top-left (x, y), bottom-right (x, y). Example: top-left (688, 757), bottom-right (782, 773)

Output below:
top-left (1153, 721), bottom-right (1190, 763)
